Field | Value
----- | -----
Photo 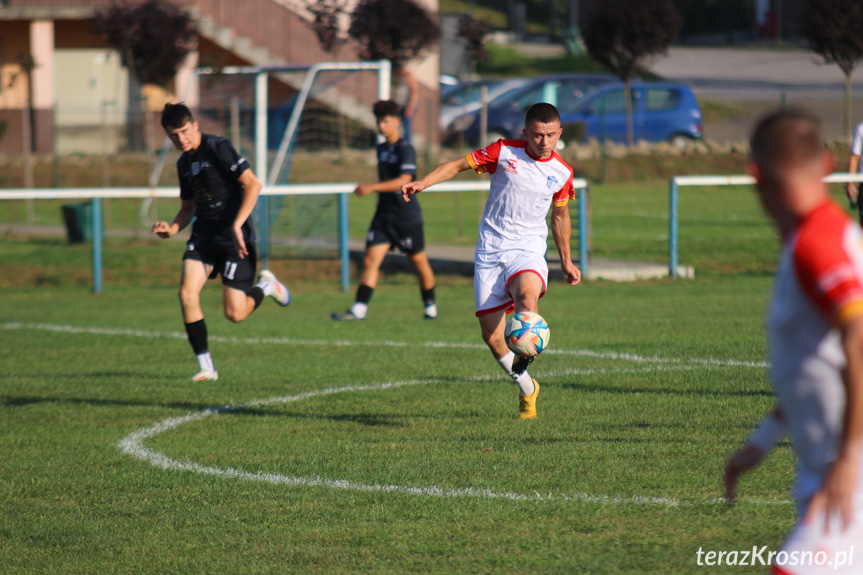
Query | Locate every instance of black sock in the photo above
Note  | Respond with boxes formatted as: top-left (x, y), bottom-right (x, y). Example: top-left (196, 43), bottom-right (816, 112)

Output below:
top-left (421, 286), bottom-right (435, 306)
top-left (184, 319), bottom-right (208, 355)
top-left (356, 284), bottom-right (374, 305)
top-left (249, 286), bottom-right (265, 310)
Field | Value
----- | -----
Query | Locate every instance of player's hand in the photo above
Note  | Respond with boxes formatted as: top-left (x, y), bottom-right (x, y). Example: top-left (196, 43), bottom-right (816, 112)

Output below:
top-left (804, 454), bottom-right (859, 534)
top-left (847, 183), bottom-right (859, 205)
top-left (561, 261), bottom-right (581, 286)
top-left (401, 181), bottom-right (425, 203)
top-left (232, 225), bottom-right (247, 260)
top-left (724, 444), bottom-right (767, 505)
top-left (354, 184), bottom-right (373, 197)
top-left (151, 221), bottom-right (174, 239)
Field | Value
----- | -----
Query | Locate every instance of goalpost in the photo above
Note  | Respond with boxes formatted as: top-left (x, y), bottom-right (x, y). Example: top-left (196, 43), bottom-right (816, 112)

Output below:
top-left (148, 59), bottom-right (393, 268)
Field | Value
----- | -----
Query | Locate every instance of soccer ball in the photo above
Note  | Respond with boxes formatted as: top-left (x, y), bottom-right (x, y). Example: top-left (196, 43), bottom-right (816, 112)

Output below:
top-left (505, 311), bottom-right (550, 358)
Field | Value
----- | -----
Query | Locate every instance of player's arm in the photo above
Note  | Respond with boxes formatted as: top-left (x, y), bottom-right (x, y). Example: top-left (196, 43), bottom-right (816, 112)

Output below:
top-left (355, 174), bottom-right (413, 197)
top-left (152, 199), bottom-right (196, 238)
top-left (848, 154), bottom-right (860, 203)
top-left (550, 203), bottom-right (581, 286)
top-left (805, 313), bottom-right (863, 531)
top-left (724, 405), bottom-right (787, 504)
top-left (401, 157), bottom-right (471, 202)
top-left (231, 169), bottom-right (263, 259)
top-left (403, 69), bottom-right (419, 118)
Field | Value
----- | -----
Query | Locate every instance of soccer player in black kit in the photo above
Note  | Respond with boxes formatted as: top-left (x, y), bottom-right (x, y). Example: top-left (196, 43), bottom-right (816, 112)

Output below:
top-left (152, 103), bottom-right (290, 381)
top-left (332, 100), bottom-right (437, 321)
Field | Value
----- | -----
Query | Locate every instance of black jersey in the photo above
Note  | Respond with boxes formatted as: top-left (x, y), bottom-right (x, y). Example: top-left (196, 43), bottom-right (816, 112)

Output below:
top-left (373, 138), bottom-right (421, 223)
top-left (177, 133), bottom-right (255, 243)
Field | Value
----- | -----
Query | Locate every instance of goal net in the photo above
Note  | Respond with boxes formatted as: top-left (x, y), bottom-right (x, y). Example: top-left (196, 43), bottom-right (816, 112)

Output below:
top-left (150, 61), bottom-right (391, 263)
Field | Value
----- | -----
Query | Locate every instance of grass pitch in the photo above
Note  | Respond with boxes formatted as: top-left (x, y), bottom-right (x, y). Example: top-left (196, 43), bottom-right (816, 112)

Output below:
top-left (2, 262), bottom-right (796, 573)
top-left (6, 176), bottom-right (858, 573)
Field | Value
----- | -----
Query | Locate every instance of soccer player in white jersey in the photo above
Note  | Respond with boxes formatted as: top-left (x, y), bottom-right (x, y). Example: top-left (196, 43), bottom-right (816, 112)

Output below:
top-left (845, 120), bottom-right (863, 225)
top-left (402, 103), bottom-right (581, 419)
top-left (724, 109), bottom-right (863, 574)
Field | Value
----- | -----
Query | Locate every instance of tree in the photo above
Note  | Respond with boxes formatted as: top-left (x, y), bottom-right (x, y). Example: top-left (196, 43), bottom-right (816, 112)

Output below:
top-left (581, 0), bottom-right (680, 146)
top-left (91, 0), bottom-right (197, 150)
top-left (306, 0), bottom-right (348, 56)
top-left (457, 13), bottom-right (492, 71)
top-left (803, 0), bottom-right (863, 141)
top-left (347, 0), bottom-right (439, 69)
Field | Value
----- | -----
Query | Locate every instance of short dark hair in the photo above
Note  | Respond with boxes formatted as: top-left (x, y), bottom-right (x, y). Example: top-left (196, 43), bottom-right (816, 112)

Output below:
top-left (372, 100), bottom-right (401, 119)
top-left (525, 102), bottom-right (560, 126)
top-left (750, 108), bottom-right (823, 175)
top-left (161, 102), bottom-right (194, 131)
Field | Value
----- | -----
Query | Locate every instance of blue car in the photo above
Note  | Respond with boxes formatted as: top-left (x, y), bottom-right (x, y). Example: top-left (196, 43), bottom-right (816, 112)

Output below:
top-left (446, 73), bottom-right (616, 145)
top-left (560, 82), bottom-right (703, 145)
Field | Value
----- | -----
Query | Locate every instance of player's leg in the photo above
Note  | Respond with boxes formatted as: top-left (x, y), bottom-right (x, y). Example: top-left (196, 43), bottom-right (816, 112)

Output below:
top-left (503, 253), bottom-right (549, 376)
top-left (478, 310), bottom-right (539, 419)
top-left (475, 258), bottom-right (538, 417)
top-left (407, 251), bottom-right (437, 319)
top-left (333, 242), bottom-right (390, 320)
top-left (401, 220), bottom-right (437, 319)
top-left (179, 256), bottom-right (218, 381)
top-left (359, 242), bottom-right (390, 289)
top-left (220, 243), bottom-right (284, 322)
top-left (507, 272), bottom-right (543, 314)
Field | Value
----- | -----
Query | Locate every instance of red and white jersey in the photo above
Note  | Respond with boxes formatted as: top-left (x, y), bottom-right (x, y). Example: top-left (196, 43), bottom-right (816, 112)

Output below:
top-left (466, 139), bottom-right (574, 256)
top-left (768, 201), bottom-right (863, 499)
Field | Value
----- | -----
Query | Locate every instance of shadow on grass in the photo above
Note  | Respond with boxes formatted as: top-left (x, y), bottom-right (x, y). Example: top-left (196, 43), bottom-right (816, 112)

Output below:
top-left (0, 393), bottom-right (412, 428)
top-left (553, 381), bottom-right (773, 398)
top-left (1, 393), bottom-right (220, 414)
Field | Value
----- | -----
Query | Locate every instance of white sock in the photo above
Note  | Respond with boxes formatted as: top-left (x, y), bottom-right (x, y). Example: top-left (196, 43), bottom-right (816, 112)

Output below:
top-left (424, 303), bottom-right (438, 318)
top-left (197, 352), bottom-right (215, 373)
top-left (496, 352), bottom-right (535, 396)
top-left (256, 279), bottom-right (273, 297)
top-left (350, 302), bottom-right (368, 319)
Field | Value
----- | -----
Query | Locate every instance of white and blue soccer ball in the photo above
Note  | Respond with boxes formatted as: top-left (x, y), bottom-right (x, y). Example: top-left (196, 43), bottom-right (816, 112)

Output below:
top-left (505, 311), bottom-right (550, 358)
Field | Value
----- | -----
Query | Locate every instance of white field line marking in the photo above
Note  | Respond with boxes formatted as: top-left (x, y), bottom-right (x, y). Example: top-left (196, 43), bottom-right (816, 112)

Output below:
top-left (118, 378), bottom-right (791, 507)
top-left (2, 322), bottom-right (770, 369)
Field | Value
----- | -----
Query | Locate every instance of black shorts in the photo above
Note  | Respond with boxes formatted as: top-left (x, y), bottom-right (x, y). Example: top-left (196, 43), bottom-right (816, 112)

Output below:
top-left (366, 218), bottom-right (425, 255)
top-left (183, 236), bottom-right (257, 291)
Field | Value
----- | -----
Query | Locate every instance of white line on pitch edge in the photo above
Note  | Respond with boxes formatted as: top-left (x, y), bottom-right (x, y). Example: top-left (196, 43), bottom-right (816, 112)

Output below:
top-left (2, 322), bottom-right (769, 369)
top-left (117, 379), bottom-right (790, 507)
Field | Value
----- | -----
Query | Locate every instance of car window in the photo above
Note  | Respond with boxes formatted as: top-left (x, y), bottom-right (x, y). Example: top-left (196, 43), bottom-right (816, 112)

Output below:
top-left (645, 89), bottom-right (681, 111)
top-left (587, 88), bottom-right (641, 114)
top-left (510, 85), bottom-right (546, 112)
top-left (503, 81), bottom-right (595, 113)
top-left (443, 82), bottom-right (498, 106)
top-left (557, 80), bottom-right (610, 112)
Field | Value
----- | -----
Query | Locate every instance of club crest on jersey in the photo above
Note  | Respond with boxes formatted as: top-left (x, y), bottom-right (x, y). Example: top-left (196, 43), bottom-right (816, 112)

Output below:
top-left (546, 175), bottom-right (559, 189)
top-left (504, 158), bottom-right (519, 174)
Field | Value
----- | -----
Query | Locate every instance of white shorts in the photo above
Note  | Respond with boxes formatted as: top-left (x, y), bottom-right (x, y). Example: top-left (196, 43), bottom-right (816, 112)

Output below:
top-left (772, 490), bottom-right (863, 575)
top-left (474, 250), bottom-right (547, 316)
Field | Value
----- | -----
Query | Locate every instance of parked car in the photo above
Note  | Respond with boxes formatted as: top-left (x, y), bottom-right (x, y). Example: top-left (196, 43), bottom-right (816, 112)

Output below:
top-left (559, 82), bottom-right (703, 146)
top-left (439, 78), bottom-right (529, 133)
top-left (445, 73), bottom-right (616, 145)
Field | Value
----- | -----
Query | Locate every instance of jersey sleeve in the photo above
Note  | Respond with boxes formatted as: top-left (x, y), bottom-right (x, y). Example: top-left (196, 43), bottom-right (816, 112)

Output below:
top-left (214, 139), bottom-right (250, 181)
top-left (553, 165), bottom-right (576, 206)
top-left (466, 140), bottom-right (502, 174)
top-left (853, 123), bottom-right (863, 158)
top-left (793, 207), bottom-right (863, 324)
top-left (399, 142), bottom-right (418, 177)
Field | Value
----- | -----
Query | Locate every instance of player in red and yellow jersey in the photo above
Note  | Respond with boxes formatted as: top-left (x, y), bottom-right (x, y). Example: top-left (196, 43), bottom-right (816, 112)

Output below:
top-left (725, 109), bottom-right (863, 574)
top-left (402, 103), bottom-right (581, 419)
